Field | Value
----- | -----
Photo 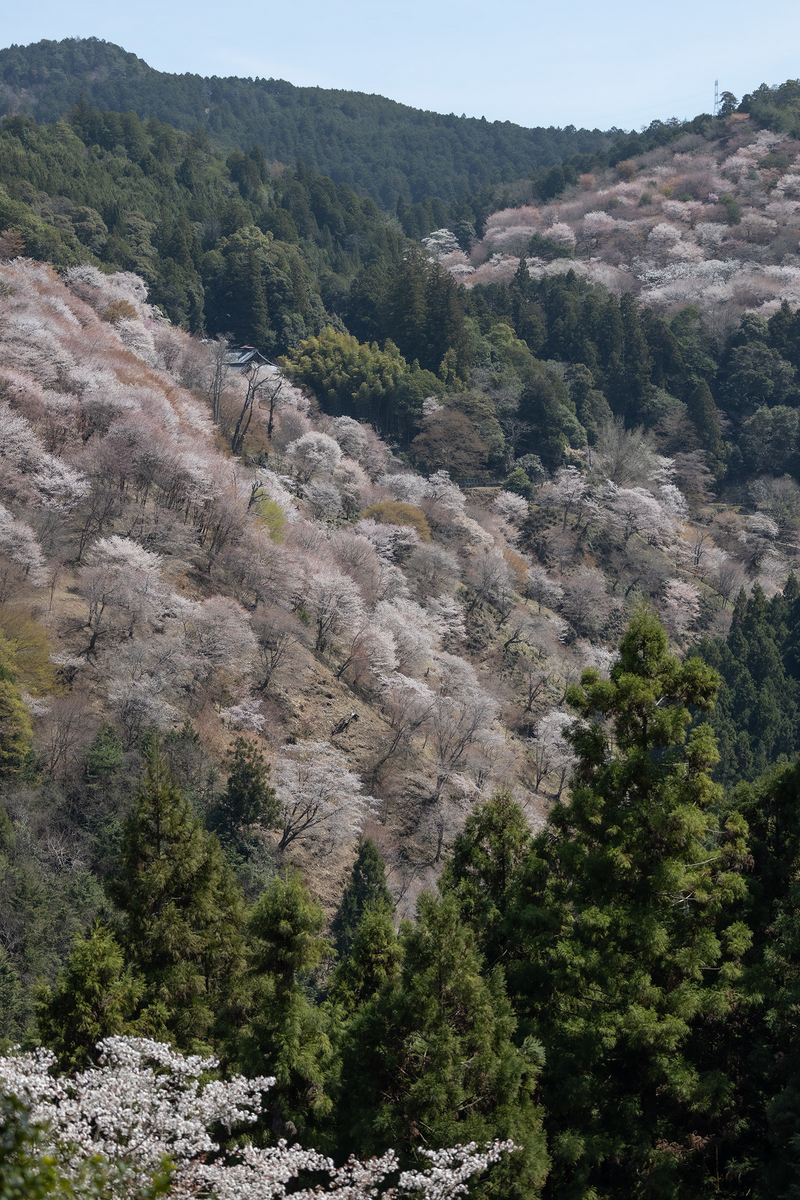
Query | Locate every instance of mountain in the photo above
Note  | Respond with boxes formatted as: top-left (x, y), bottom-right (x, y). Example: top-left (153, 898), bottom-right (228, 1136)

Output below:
top-left (0, 37), bottom-right (613, 206)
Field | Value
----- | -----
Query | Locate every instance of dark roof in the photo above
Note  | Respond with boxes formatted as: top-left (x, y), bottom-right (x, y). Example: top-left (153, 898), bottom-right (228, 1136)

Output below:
top-left (223, 346), bottom-right (277, 372)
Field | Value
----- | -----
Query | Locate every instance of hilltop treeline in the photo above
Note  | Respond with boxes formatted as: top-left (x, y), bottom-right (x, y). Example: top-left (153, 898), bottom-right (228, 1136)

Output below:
top-left (0, 37), bottom-right (612, 206)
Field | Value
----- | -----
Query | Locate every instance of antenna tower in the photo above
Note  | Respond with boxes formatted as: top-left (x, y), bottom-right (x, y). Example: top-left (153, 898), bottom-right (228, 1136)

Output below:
top-left (714, 80), bottom-right (719, 115)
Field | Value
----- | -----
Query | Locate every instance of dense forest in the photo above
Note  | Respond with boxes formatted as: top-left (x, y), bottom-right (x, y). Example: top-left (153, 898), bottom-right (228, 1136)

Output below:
top-left (0, 37), bottom-right (616, 206)
top-left (4, 44), bottom-right (800, 1200)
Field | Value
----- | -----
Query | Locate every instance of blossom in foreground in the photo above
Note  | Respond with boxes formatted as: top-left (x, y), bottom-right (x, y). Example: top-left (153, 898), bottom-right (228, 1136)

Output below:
top-left (0, 1036), bottom-right (514, 1199)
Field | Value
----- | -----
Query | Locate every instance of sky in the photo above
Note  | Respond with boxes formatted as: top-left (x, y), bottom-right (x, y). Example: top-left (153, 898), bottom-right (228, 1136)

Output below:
top-left (3, 0), bottom-right (800, 132)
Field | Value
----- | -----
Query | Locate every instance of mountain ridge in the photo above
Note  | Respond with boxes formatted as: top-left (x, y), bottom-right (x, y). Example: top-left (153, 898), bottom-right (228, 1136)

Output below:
top-left (0, 37), bottom-right (613, 205)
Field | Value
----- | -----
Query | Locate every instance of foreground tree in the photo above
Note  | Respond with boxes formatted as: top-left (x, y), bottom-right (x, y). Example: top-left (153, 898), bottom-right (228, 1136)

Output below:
top-left (107, 746), bottom-right (247, 1050)
top-left (235, 870), bottom-right (333, 1139)
top-left (337, 892), bottom-right (549, 1199)
top-left (507, 606), bottom-right (751, 1199)
top-left (35, 924), bottom-right (142, 1070)
top-left (330, 838), bottom-right (394, 961)
top-left (0, 1037), bottom-right (514, 1199)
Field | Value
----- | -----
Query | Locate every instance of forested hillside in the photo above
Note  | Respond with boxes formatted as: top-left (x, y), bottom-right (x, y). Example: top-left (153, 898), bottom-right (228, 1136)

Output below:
top-left (5, 64), bottom-right (800, 1200)
top-left (0, 37), bottom-right (613, 205)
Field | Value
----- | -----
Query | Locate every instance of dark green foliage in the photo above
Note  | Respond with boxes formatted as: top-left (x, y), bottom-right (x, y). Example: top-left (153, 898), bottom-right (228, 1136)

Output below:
top-left (347, 246), bottom-right (473, 383)
top-left (282, 326), bottom-right (440, 439)
top-left (439, 789), bottom-right (532, 963)
top-left (695, 583), bottom-right (800, 785)
top-left (84, 725), bottom-right (123, 779)
top-left (236, 870), bottom-right (333, 1136)
top-left (35, 924), bottom-right (142, 1069)
top-left (517, 370), bottom-right (585, 468)
top-left (327, 905), bottom-right (402, 1016)
top-left (507, 607), bottom-right (751, 1199)
top-left (0, 38), bottom-right (612, 207)
top-left (686, 378), bottom-right (724, 460)
top-left (330, 838), bottom-right (393, 961)
top-left (337, 892), bottom-right (549, 1198)
top-left (503, 466), bottom-right (534, 498)
top-left (208, 736), bottom-right (278, 843)
top-left (162, 720), bottom-right (218, 813)
top-left (107, 745), bottom-right (247, 1049)
top-left (0, 947), bottom-right (24, 1043)
top-left (0, 106), bottom-right (404, 347)
top-left (0, 831), bottom-right (106, 1038)
top-left (721, 341), bottom-right (796, 412)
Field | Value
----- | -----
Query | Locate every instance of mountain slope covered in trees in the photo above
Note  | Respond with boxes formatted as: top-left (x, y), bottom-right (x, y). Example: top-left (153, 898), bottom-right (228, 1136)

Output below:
top-left (0, 37), bottom-right (613, 206)
top-left (8, 62), bottom-right (800, 1200)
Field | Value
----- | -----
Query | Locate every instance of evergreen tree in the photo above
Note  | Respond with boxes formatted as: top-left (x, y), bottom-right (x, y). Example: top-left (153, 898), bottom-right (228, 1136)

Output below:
top-left (208, 736), bottom-right (278, 843)
top-left (236, 870), bottom-right (333, 1138)
top-left (696, 583), bottom-right (800, 785)
top-left (107, 745), bottom-right (247, 1050)
top-left (439, 789), bottom-right (531, 964)
top-left (507, 606), bottom-right (751, 1199)
top-left (718, 758), bottom-right (800, 1197)
top-left (330, 838), bottom-right (393, 961)
top-left (35, 924), bottom-right (142, 1069)
top-left (337, 892), bottom-right (549, 1198)
top-left (686, 377), bottom-right (725, 467)
top-left (327, 904), bottom-right (402, 1017)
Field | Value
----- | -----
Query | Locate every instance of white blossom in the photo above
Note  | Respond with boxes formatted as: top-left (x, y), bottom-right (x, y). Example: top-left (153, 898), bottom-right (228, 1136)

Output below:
top-left (0, 1037), bottom-right (513, 1198)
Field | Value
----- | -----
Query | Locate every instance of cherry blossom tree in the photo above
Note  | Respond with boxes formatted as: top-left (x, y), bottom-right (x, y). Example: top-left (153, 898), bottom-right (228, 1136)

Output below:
top-left (181, 595), bottom-right (258, 704)
top-left (427, 656), bottom-right (499, 804)
top-left (559, 567), bottom-right (618, 639)
top-left (537, 466), bottom-right (592, 530)
top-left (463, 547), bottom-right (517, 617)
top-left (0, 505), bottom-right (46, 600)
top-left (529, 709), bottom-right (576, 797)
top-left (274, 740), bottom-right (372, 851)
top-left (251, 606), bottom-right (302, 692)
top-left (335, 619), bottom-right (397, 689)
top-left (526, 564), bottom-right (564, 612)
top-left (603, 483), bottom-right (676, 547)
top-left (661, 578), bottom-right (702, 639)
top-left (305, 568), bottom-right (364, 653)
top-left (0, 1036), bottom-right (512, 1199)
top-left (285, 432), bottom-right (342, 485)
top-left (373, 598), bottom-right (442, 675)
top-left (369, 673), bottom-right (436, 786)
top-left (491, 489), bottom-right (529, 524)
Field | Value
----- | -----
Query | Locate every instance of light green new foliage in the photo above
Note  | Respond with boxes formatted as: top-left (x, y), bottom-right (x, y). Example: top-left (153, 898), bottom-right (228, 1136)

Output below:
top-left (507, 605), bottom-right (751, 1200)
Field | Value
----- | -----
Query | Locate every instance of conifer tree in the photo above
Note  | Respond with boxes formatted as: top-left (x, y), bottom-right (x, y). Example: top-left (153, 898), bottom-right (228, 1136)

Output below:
top-left (236, 870), bottom-right (333, 1138)
top-left (507, 606), bottom-right (751, 1199)
top-left (208, 735), bottom-right (278, 844)
top-left (439, 789), bottom-right (531, 964)
top-left (686, 378), bottom-right (724, 463)
top-left (107, 745), bottom-right (247, 1050)
top-left (35, 924), bottom-right (142, 1069)
top-left (327, 904), bottom-right (401, 1017)
top-left (337, 892), bottom-right (549, 1199)
top-left (330, 838), bottom-right (393, 961)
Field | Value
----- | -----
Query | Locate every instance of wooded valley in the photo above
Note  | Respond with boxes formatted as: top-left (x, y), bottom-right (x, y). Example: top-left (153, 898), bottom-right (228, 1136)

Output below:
top-left (3, 40), bottom-right (800, 1200)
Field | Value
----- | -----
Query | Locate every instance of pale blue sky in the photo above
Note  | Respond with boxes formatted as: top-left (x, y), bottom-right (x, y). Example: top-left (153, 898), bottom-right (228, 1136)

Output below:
top-left (3, 0), bottom-right (800, 131)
